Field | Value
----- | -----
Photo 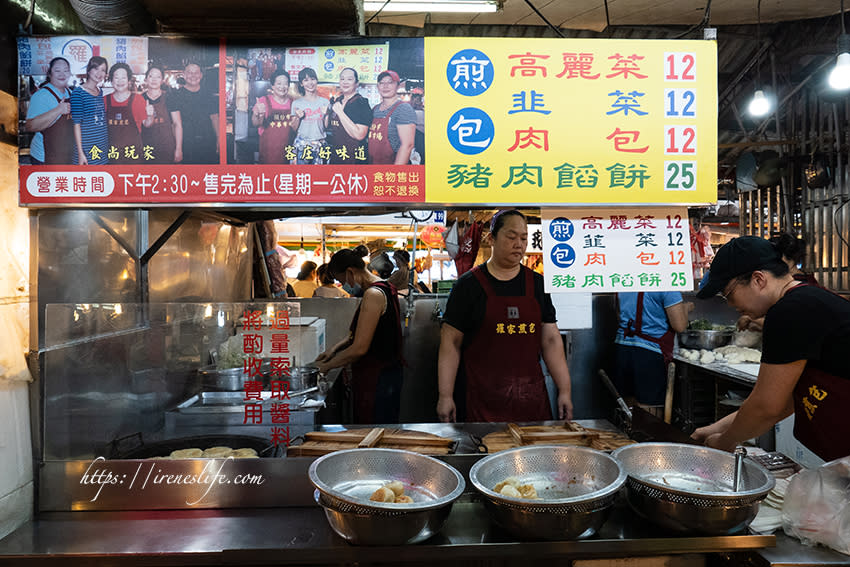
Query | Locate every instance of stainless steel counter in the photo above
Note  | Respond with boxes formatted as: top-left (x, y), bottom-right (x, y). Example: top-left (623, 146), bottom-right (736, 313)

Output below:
top-left (0, 498), bottom-right (777, 565)
top-left (8, 420), bottom-right (850, 566)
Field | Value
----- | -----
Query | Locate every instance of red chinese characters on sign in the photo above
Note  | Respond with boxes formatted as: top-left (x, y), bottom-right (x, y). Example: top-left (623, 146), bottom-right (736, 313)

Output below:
top-left (606, 54), bottom-right (648, 79)
top-left (606, 128), bottom-right (649, 153)
top-left (556, 53), bottom-right (600, 79)
top-left (508, 52), bottom-right (550, 77)
top-left (507, 127), bottom-right (549, 152)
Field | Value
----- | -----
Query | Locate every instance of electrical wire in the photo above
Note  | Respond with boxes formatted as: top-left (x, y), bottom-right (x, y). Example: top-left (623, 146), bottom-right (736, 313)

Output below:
top-left (523, 0), bottom-right (565, 38)
top-left (603, 0), bottom-right (610, 35)
top-left (365, 0), bottom-right (392, 25)
top-left (834, 198), bottom-right (850, 249)
top-left (674, 0), bottom-right (712, 39)
top-left (756, 0), bottom-right (762, 88)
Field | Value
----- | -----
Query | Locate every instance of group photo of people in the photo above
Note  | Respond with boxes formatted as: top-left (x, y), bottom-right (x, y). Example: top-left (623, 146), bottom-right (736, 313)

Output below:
top-left (225, 38), bottom-right (425, 166)
top-left (18, 37), bottom-right (219, 166)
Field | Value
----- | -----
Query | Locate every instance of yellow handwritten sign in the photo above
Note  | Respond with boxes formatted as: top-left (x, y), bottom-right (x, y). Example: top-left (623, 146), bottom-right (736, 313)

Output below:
top-left (425, 38), bottom-right (717, 205)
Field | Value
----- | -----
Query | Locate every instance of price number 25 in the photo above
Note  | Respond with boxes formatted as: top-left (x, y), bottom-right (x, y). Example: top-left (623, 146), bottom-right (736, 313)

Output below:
top-left (665, 161), bottom-right (696, 191)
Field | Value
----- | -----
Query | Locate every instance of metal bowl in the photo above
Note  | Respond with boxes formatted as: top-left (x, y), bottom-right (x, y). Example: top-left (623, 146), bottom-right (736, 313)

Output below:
top-left (197, 365), bottom-right (244, 391)
top-left (308, 448), bottom-right (465, 545)
top-left (469, 445), bottom-right (626, 540)
top-left (678, 329), bottom-right (734, 350)
top-left (611, 443), bottom-right (775, 534)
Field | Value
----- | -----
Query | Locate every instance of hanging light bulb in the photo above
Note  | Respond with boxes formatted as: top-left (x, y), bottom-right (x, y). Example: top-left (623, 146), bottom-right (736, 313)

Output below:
top-left (748, 0), bottom-right (771, 117)
top-left (748, 90), bottom-right (771, 117)
top-left (829, 7), bottom-right (850, 92)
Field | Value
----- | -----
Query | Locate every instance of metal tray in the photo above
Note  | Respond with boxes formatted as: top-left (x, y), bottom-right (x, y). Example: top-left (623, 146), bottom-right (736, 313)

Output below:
top-left (175, 388), bottom-right (319, 414)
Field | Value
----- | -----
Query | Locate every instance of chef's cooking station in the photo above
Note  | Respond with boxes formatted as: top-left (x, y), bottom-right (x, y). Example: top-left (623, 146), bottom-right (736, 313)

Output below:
top-left (6, 418), bottom-right (849, 566)
top-left (9, 290), bottom-right (848, 566)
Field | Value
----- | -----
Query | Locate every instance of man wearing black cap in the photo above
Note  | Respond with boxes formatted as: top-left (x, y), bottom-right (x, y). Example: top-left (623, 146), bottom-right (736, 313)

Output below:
top-left (692, 236), bottom-right (850, 462)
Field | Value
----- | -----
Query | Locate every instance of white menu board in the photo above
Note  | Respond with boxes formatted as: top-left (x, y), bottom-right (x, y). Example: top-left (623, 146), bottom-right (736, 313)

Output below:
top-left (542, 207), bottom-right (694, 293)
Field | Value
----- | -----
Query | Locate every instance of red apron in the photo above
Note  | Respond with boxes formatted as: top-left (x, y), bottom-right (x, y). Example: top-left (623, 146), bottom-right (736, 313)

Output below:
top-left (141, 92), bottom-right (175, 164)
top-left (327, 94), bottom-right (367, 164)
top-left (41, 86), bottom-right (74, 165)
top-left (623, 292), bottom-right (675, 366)
top-left (106, 93), bottom-right (142, 164)
top-left (258, 95), bottom-right (293, 164)
top-left (463, 265), bottom-right (551, 422)
top-left (348, 281), bottom-right (404, 424)
top-left (792, 365), bottom-right (850, 462)
top-left (368, 100), bottom-right (402, 165)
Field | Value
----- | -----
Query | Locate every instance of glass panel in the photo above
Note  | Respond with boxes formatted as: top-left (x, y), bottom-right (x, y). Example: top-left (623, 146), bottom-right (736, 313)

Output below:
top-left (43, 302), bottom-right (306, 460)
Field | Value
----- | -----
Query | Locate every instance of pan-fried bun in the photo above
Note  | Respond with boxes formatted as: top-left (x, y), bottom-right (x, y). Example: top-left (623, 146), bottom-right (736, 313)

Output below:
top-left (170, 448), bottom-right (203, 459)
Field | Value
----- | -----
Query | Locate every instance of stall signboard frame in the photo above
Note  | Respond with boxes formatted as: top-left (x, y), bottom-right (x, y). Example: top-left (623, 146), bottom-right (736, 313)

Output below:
top-left (17, 36), bottom-right (716, 207)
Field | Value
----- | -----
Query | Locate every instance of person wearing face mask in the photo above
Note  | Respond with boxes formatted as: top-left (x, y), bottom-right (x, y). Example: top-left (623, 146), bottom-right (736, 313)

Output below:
top-left (437, 210), bottom-right (574, 423)
top-left (314, 245), bottom-right (404, 424)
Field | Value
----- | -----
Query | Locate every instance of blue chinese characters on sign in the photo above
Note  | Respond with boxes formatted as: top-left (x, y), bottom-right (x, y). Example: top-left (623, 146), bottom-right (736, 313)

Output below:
top-left (551, 244), bottom-right (576, 269)
top-left (324, 48), bottom-right (336, 59)
top-left (548, 217), bottom-right (574, 242)
top-left (447, 107), bottom-right (494, 155)
top-left (447, 49), bottom-right (493, 96)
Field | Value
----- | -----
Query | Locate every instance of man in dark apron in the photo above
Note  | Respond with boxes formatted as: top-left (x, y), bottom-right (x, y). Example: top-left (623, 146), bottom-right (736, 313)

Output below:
top-left (692, 236), bottom-right (850, 462)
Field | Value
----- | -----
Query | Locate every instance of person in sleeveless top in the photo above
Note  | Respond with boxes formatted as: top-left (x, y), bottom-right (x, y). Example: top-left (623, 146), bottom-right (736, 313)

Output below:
top-left (25, 57), bottom-right (74, 165)
top-left (692, 236), bottom-right (850, 462)
top-left (314, 246), bottom-right (404, 424)
top-left (105, 63), bottom-right (146, 164)
top-left (437, 210), bottom-right (573, 423)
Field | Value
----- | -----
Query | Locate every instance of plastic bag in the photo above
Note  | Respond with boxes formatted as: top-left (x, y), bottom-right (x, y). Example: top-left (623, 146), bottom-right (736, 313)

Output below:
top-left (782, 456), bottom-right (850, 555)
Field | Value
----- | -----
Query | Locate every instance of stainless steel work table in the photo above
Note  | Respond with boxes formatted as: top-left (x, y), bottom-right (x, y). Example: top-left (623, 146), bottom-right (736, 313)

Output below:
top-left (1, 421), bottom-right (847, 566)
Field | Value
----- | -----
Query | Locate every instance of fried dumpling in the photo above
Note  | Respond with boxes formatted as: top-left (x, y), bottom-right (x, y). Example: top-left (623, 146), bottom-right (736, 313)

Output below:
top-left (385, 481), bottom-right (405, 497)
top-left (493, 476), bottom-right (521, 493)
top-left (518, 484), bottom-right (539, 499)
top-left (202, 446), bottom-right (233, 458)
top-left (369, 486), bottom-right (396, 502)
top-left (394, 494), bottom-right (414, 504)
top-left (498, 484), bottom-right (522, 498)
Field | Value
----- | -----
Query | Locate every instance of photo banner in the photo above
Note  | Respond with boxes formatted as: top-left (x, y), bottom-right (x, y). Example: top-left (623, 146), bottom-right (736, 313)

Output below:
top-left (425, 37), bottom-right (717, 205)
top-left (17, 36), bottom-right (716, 207)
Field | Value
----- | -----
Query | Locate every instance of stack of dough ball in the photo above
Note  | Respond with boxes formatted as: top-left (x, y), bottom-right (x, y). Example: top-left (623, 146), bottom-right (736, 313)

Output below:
top-left (369, 480), bottom-right (414, 504)
top-left (164, 447), bottom-right (260, 459)
top-left (493, 476), bottom-right (540, 500)
top-left (169, 448), bottom-right (203, 459)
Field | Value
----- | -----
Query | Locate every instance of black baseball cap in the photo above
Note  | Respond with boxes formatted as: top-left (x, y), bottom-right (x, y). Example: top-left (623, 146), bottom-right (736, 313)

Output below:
top-left (696, 236), bottom-right (783, 299)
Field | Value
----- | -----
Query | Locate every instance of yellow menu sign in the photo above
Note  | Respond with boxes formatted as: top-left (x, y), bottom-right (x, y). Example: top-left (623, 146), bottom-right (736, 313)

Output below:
top-left (425, 37), bottom-right (717, 205)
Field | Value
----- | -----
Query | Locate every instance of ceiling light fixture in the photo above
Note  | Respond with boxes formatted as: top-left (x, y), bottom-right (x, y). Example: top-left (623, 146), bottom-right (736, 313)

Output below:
top-left (363, 0), bottom-right (499, 13)
top-left (748, 0), bottom-right (772, 117)
top-left (829, 0), bottom-right (850, 90)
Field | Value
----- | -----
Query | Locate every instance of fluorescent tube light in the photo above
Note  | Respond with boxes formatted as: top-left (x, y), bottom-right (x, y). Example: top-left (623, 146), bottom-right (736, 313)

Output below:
top-left (363, 0), bottom-right (498, 13)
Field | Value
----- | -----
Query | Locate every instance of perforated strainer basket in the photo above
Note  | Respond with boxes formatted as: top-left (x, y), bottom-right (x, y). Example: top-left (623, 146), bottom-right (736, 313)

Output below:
top-left (469, 445), bottom-right (626, 540)
top-left (308, 448), bottom-right (465, 544)
top-left (611, 443), bottom-right (775, 534)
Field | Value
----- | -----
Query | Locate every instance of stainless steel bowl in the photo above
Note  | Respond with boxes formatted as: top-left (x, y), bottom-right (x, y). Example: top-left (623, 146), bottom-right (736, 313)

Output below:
top-left (469, 445), bottom-right (626, 540)
top-left (611, 443), bottom-right (775, 535)
top-left (197, 365), bottom-right (244, 391)
top-left (308, 448), bottom-right (465, 545)
top-left (678, 329), bottom-right (734, 350)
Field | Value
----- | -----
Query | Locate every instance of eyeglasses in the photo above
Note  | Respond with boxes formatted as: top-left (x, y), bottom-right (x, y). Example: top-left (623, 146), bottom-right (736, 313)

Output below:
top-left (719, 278), bottom-right (741, 303)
